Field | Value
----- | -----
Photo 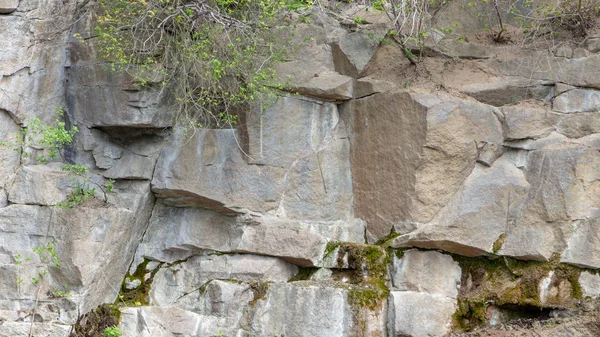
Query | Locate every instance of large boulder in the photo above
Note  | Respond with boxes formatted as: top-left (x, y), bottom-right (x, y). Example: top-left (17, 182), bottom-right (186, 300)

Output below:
top-left (388, 250), bottom-right (460, 337)
top-left (500, 144), bottom-right (600, 261)
top-left (132, 203), bottom-right (364, 268)
top-left (153, 96), bottom-right (354, 221)
top-left (342, 91), bottom-right (504, 242)
top-left (252, 282), bottom-right (386, 337)
top-left (0, 0), bottom-right (18, 13)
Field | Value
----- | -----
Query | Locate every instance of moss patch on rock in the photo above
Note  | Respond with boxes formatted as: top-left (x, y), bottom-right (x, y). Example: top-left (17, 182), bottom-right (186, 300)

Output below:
top-left (70, 303), bottom-right (121, 337)
top-left (118, 258), bottom-right (161, 306)
top-left (452, 254), bottom-right (584, 331)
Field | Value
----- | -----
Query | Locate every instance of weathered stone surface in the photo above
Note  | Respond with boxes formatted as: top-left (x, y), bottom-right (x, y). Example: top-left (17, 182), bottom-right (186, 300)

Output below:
top-left (0, 109), bottom-right (21, 190)
top-left (252, 282), bottom-right (386, 337)
top-left (502, 106), bottom-right (558, 140)
top-left (293, 71), bottom-right (354, 101)
top-left (389, 291), bottom-right (456, 337)
top-left (120, 306), bottom-right (203, 337)
top-left (437, 40), bottom-right (497, 59)
top-left (391, 250), bottom-right (461, 298)
top-left (393, 156), bottom-right (529, 256)
top-left (0, 0), bottom-right (18, 13)
top-left (85, 128), bottom-right (166, 180)
top-left (579, 271), bottom-right (600, 299)
top-left (500, 145), bottom-right (600, 261)
top-left (150, 280), bottom-right (254, 336)
top-left (247, 97), bottom-right (354, 221)
top-left (354, 78), bottom-right (397, 98)
top-left (152, 127), bottom-right (283, 213)
top-left (154, 96), bottom-right (354, 221)
top-left (133, 203), bottom-right (362, 269)
top-left (8, 163), bottom-right (71, 206)
top-left (553, 88), bottom-right (600, 113)
top-left (150, 254), bottom-right (297, 307)
top-left (332, 31), bottom-right (380, 78)
top-left (491, 54), bottom-right (600, 89)
top-left (343, 91), bottom-right (504, 242)
top-left (557, 113), bottom-right (600, 138)
top-left (235, 218), bottom-right (329, 266)
top-left (0, 323), bottom-right (70, 337)
top-left (587, 37), bottom-right (600, 53)
top-left (561, 215), bottom-right (600, 269)
top-left (67, 34), bottom-right (175, 128)
top-left (462, 78), bottom-right (553, 106)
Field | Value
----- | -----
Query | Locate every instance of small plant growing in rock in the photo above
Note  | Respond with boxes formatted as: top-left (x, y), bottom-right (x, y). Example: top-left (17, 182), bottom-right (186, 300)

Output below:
top-left (0, 107), bottom-right (116, 207)
top-left (103, 326), bottom-right (123, 337)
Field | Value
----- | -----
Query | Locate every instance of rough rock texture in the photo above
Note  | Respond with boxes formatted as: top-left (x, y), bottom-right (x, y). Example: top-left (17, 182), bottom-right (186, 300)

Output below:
top-left (2, 2), bottom-right (600, 337)
top-left (389, 250), bottom-right (461, 337)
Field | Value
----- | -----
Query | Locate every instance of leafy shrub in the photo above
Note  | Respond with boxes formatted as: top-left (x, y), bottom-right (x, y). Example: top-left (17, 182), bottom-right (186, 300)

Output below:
top-left (94, 0), bottom-right (297, 128)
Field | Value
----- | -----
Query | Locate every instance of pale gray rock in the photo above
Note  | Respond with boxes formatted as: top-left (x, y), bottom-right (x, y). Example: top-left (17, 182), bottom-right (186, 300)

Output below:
top-left (150, 254), bottom-right (297, 307)
top-left (490, 54), bottom-right (600, 89)
top-left (502, 106), bottom-right (558, 140)
top-left (246, 97), bottom-right (354, 221)
top-left (67, 44), bottom-right (175, 128)
top-left (124, 278), bottom-right (141, 290)
top-left (0, 0), bottom-right (18, 13)
top-left (0, 323), bottom-right (70, 337)
top-left (0, 109), bottom-right (20, 190)
top-left (156, 280), bottom-right (255, 336)
top-left (393, 157), bottom-right (529, 256)
top-left (152, 127), bottom-right (283, 213)
top-left (293, 71), bottom-right (354, 101)
top-left (500, 146), bottom-right (600, 261)
top-left (332, 31), bottom-right (380, 78)
top-left (462, 78), bottom-right (553, 106)
top-left (132, 203), bottom-right (243, 266)
top-left (579, 271), bottom-right (600, 298)
top-left (587, 37), bottom-right (600, 53)
top-left (557, 113), bottom-right (600, 138)
top-left (561, 216), bottom-right (600, 269)
top-left (86, 128), bottom-right (166, 180)
top-left (133, 203), bottom-right (361, 269)
top-left (389, 291), bottom-right (456, 337)
top-left (553, 88), bottom-right (600, 113)
top-left (391, 250), bottom-right (461, 298)
top-left (273, 12), bottom-right (343, 86)
top-left (119, 306), bottom-right (203, 337)
top-left (235, 218), bottom-right (328, 266)
top-left (154, 96), bottom-right (354, 221)
top-left (437, 40), bottom-right (498, 59)
top-left (354, 78), bottom-right (397, 98)
top-left (252, 282), bottom-right (386, 337)
top-left (8, 163), bottom-right (71, 206)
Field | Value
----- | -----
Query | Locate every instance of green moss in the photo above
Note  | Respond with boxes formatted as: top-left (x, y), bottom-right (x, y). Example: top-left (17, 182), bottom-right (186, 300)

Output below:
top-left (492, 234), bottom-right (506, 253)
top-left (249, 282), bottom-right (269, 306)
top-left (453, 299), bottom-right (487, 331)
top-left (374, 230), bottom-right (401, 248)
top-left (450, 253), bottom-right (592, 331)
top-left (348, 279), bottom-right (390, 310)
top-left (117, 258), bottom-right (160, 306)
top-left (324, 241), bottom-right (341, 258)
top-left (288, 267), bottom-right (318, 282)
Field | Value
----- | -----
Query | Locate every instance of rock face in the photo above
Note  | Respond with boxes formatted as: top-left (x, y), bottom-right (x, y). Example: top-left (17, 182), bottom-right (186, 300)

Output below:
top-left (2, 2), bottom-right (600, 337)
top-left (389, 250), bottom-right (461, 337)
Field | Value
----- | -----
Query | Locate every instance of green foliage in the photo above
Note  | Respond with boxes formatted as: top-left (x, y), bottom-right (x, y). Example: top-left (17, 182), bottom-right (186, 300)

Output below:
top-left (354, 16), bottom-right (367, 24)
top-left (51, 285), bottom-right (72, 298)
top-left (94, 0), bottom-right (297, 128)
top-left (2, 107), bottom-right (117, 207)
top-left (103, 326), bottom-right (123, 337)
top-left (33, 242), bottom-right (60, 268)
top-left (21, 108), bottom-right (77, 161)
